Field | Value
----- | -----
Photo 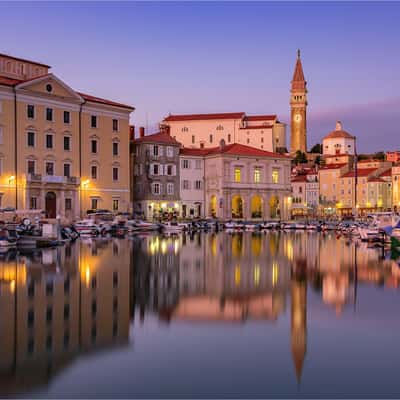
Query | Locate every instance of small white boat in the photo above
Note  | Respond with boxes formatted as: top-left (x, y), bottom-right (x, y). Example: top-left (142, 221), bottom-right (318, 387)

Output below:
top-left (224, 221), bottom-right (245, 230)
top-left (295, 223), bottom-right (307, 230)
top-left (0, 229), bottom-right (17, 248)
top-left (74, 219), bottom-right (100, 236)
top-left (127, 220), bottom-right (160, 232)
top-left (161, 222), bottom-right (184, 232)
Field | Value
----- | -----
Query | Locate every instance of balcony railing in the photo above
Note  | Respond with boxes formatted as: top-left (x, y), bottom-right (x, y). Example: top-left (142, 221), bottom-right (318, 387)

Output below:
top-left (27, 173), bottom-right (42, 182)
top-left (27, 174), bottom-right (80, 185)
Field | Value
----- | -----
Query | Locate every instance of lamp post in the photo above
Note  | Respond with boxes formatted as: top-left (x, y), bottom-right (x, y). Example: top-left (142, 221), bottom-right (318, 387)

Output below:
top-left (353, 137), bottom-right (358, 219)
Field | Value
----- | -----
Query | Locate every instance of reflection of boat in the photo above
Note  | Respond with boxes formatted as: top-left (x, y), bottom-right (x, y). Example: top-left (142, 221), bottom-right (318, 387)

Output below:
top-left (358, 227), bottom-right (382, 242)
top-left (224, 221), bottom-right (245, 230)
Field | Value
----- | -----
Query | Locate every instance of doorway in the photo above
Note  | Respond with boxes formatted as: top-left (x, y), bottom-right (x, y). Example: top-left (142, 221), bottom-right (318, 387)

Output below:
top-left (45, 192), bottom-right (57, 218)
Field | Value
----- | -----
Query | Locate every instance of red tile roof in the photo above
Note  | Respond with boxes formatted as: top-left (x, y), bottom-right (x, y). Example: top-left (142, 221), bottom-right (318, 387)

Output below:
top-left (379, 168), bottom-right (392, 177)
top-left (291, 175), bottom-right (308, 183)
top-left (244, 115), bottom-right (276, 121)
top-left (163, 112), bottom-right (245, 122)
top-left (358, 159), bottom-right (381, 163)
top-left (182, 143), bottom-right (290, 159)
top-left (341, 168), bottom-right (377, 178)
top-left (0, 74), bottom-right (134, 110)
top-left (0, 53), bottom-right (50, 68)
top-left (319, 163), bottom-right (347, 170)
top-left (368, 177), bottom-right (385, 183)
top-left (180, 148), bottom-right (210, 156)
top-left (324, 130), bottom-right (355, 140)
top-left (239, 124), bottom-right (273, 130)
top-left (78, 92), bottom-right (134, 110)
top-left (132, 131), bottom-right (181, 145)
top-left (0, 76), bottom-right (22, 86)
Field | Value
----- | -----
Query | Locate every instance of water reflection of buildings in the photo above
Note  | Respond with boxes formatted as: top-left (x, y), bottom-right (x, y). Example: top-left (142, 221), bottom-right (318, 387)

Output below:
top-left (133, 231), bottom-right (400, 384)
top-left (0, 239), bottom-right (131, 395)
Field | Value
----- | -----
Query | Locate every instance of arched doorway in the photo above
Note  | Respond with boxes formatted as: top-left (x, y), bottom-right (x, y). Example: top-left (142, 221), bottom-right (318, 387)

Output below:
top-left (269, 195), bottom-right (280, 219)
top-left (232, 195), bottom-right (243, 219)
top-left (210, 195), bottom-right (217, 218)
top-left (250, 195), bottom-right (263, 218)
top-left (45, 192), bottom-right (57, 218)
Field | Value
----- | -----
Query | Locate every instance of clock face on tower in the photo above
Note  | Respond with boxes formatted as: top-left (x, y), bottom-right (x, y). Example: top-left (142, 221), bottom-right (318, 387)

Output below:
top-left (294, 113), bottom-right (302, 123)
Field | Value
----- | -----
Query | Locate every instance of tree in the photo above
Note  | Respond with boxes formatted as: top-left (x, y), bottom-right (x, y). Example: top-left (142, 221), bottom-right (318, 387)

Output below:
top-left (310, 143), bottom-right (322, 154)
top-left (373, 151), bottom-right (385, 161)
top-left (315, 155), bottom-right (321, 165)
top-left (294, 150), bottom-right (308, 164)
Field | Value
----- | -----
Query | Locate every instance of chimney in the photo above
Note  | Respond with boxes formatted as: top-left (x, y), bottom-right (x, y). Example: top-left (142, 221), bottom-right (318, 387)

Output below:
top-left (129, 126), bottom-right (135, 141)
top-left (139, 127), bottom-right (145, 138)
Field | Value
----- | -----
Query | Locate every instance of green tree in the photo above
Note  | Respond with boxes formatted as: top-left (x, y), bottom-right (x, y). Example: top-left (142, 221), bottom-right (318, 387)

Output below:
top-left (310, 143), bottom-right (322, 154)
top-left (373, 151), bottom-right (385, 161)
top-left (294, 150), bottom-right (308, 164)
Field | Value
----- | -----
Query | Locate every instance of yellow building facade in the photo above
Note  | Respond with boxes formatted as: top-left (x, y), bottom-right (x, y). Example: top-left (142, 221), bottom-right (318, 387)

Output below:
top-left (0, 54), bottom-right (134, 220)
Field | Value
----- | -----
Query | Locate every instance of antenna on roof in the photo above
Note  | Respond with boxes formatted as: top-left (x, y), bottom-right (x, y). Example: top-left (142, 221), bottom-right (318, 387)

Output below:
top-left (145, 112), bottom-right (149, 132)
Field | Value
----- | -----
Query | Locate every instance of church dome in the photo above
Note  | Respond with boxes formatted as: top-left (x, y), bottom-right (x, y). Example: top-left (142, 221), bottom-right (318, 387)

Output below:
top-left (324, 121), bottom-right (355, 140)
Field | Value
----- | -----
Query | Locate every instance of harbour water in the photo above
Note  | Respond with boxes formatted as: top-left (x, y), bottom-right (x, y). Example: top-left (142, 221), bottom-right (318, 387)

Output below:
top-left (0, 231), bottom-right (400, 398)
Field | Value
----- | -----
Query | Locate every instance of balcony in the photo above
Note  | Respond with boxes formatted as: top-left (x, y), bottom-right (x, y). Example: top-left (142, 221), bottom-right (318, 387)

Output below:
top-left (27, 173), bottom-right (42, 183)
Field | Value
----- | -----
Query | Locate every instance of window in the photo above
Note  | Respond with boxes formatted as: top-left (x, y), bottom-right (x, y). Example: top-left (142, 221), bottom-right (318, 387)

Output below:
top-left (182, 180), bottom-right (190, 190)
top-left (153, 164), bottom-right (159, 175)
top-left (91, 115), bottom-right (97, 128)
top-left (209, 134), bottom-right (213, 143)
top-left (46, 108), bottom-right (53, 121)
top-left (247, 138), bottom-right (250, 144)
top-left (152, 183), bottom-right (161, 195)
top-left (63, 163), bottom-right (70, 177)
top-left (91, 165), bottom-right (97, 179)
top-left (227, 134), bottom-right (231, 143)
top-left (46, 134), bottom-right (53, 149)
top-left (167, 165), bottom-right (173, 176)
top-left (64, 136), bottom-right (71, 151)
top-left (91, 140), bottom-right (98, 154)
top-left (64, 111), bottom-right (70, 124)
top-left (234, 168), bottom-right (241, 183)
top-left (91, 198), bottom-right (98, 210)
top-left (64, 304), bottom-right (70, 321)
top-left (113, 199), bottom-right (119, 211)
top-left (272, 169), bottom-right (279, 184)
top-left (27, 160), bottom-right (35, 174)
top-left (192, 135), bottom-right (195, 144)
top-left (195, 180), bottom-right (202, 189)
top-left (65, 198), bottom-right (72, 211)
top-left (112, 167), bottom-right (119, 181)
top-left (261, 137), bottom-right (264, 143)
top-left (45, 162), bottom-right (54, 176)
top-left (153, 145), bottom-right (159, 156)
top-left (166, 146), bottom-right (174, 158)
top-left (27, 104), bottom-right (35, 119)
top-left (167, 183), bottom-right (174, 195)
top-left (27, 131), bottom-right (35, 147)
top-left (254, 167), bottom-right (261, 183)
top-left (112, 119), bottom-right (118, 132)
top-left (182, 159), bottom-right (190, 169)
top-left (113, 142), bottom-right (119, 156)
top-left (30, 197), bottom-right (37, 210)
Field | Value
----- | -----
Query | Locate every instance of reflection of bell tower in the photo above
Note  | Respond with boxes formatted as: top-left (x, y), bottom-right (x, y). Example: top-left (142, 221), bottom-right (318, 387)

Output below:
top-left (290, 50), bottom-right (307, 154)
top-left (291, 277), bottom-right (307, 384)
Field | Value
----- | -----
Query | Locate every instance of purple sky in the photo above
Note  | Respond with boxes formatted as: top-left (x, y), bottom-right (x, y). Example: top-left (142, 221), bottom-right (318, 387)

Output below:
top-left (1, 1), bottom-right (399, 152)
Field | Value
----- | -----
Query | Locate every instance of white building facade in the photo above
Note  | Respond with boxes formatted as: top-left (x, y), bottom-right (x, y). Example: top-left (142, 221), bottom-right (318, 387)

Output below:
top-left (322, 121), bottom-right (355, 156)
top-left (179, 148), bottom-right (206, 218)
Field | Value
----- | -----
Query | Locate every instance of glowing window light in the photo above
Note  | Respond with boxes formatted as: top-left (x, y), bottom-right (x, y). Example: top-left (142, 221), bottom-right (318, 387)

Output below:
top-left (234, 266), bottom-right (241, 286)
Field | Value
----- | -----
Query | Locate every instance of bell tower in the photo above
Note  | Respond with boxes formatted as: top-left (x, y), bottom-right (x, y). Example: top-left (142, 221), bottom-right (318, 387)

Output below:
top-left (290, 50), bottom-right (307, 154)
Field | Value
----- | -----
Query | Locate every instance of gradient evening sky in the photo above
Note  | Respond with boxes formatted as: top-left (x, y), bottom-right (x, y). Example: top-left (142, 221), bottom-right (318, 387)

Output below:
top-left (1, 1), bottom-right (399, 152)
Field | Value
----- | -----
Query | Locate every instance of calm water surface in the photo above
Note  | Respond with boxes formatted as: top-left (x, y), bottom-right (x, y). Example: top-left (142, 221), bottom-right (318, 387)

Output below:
top-left (0, 231), bottom-right (400, 398)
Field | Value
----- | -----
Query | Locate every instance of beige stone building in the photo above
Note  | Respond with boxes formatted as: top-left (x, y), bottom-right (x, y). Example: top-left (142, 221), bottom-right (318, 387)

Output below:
top-left (200, 142), bottom-right (292, 220)
top-left (161, 112), bottom-right (287, 153)
top-left (0, 53), bottom-right (134, 220)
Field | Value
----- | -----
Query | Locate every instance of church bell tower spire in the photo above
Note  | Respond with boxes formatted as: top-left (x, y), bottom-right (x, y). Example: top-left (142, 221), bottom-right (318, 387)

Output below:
top-left (290, 50), bottom-right (308, 154)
